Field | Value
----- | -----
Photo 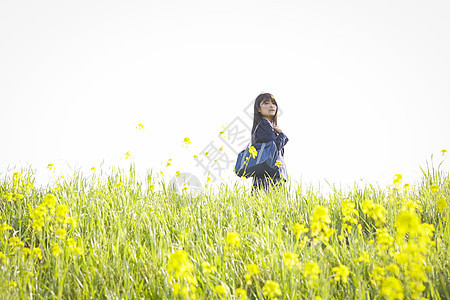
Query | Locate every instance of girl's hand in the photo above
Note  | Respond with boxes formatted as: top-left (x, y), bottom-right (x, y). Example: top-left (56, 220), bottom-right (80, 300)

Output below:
top-left (273, 125), bottom-right (283, 134)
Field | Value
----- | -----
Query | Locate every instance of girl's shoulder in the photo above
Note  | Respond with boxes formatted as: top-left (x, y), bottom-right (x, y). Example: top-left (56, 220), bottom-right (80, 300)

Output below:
top-left (258, 118), bottom-right (273, 128)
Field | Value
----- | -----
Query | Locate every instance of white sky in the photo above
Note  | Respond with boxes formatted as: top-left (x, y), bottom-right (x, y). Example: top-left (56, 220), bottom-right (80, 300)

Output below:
top-left (1, 0), bottom-right (449, 191)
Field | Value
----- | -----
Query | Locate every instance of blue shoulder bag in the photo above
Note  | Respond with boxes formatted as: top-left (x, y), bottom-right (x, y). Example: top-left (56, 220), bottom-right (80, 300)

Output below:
top-left (234, 123), bottom-right (278, 178)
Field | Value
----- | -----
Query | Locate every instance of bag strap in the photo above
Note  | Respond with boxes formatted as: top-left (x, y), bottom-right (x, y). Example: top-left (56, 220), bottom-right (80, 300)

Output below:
top-left (250, 122), bottom-right (261, 146)
top-left (238, 123), bottom-right (262, 170)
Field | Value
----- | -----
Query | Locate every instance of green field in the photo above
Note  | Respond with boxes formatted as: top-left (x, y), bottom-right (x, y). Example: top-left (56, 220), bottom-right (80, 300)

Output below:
top-left (1, 161), bottom-right (449, 299)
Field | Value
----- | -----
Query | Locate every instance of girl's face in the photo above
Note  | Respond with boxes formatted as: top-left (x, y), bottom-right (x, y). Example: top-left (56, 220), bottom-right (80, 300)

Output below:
top-left (258, 99), bottom-right (277, 120)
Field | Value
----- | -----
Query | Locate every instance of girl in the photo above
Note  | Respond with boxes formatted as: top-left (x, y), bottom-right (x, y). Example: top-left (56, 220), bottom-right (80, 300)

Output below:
top-left (251, 93), bottom-right (289, 193)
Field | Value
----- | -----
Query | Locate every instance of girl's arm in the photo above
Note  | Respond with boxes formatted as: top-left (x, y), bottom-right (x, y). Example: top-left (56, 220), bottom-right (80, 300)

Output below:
top-left (254, 119), bottom-right (289, 151)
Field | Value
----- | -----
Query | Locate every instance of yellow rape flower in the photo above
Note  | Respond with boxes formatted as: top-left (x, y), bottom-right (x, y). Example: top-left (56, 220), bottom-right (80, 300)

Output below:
top-left (292, 223), bottom-right (308, 240)
top-left (33, 247), bottom-right (42, 260)
top-left (371, 204), bottom-right (387, 224)
top-left (409, 281), bottom-right (426, 299)
top-left (376, 227), bottom-right (394, 253)
top-left (201, 261), bottom-right (217, 274)
top-left (173, 283), bottom-right (187, 296)
top-left (356, 252), bottom-right (370, 263)
top-left (125, 152), bottom-right (131, 159)
top-left (386, 264), bottom-right (400, 276)
top-left (418, 223), bottom-right (435, 238)
top-left (262, 280), bottom-right (282, 299)
top-left (235, 288), bottom-right (247, 300)
top-left (393, 174), bottom-right (402, 184)
top-left (9, 237), bottom-right (24, 249)
top-left (166, 158), bottom-right (172, 167)
top-left (283, 252), bottom-right (299, 270)
top-left (244, 264), bottom-right (260, 285)
top-left (248, 146), bottom-right (257, 159)
top-left (52, 244), bottom-right (62, 257)
top-left (430, 184), bottom-right (439, 194)
top-left (381, 276), bottom-right (404, 300)
top-left (310, 206), bottom-right (335, 242)
top-left (55, 205), bottom-right (69, 217)
top-left (0, 223), bottom-right (13, 232)
top-left (30, 204), bottom-right (47, 231)
top-left (225, 232), bottom-right (241, 248)
top-left (214, 285), bottom-right (226, 295)
top-left (275, 160), bottom-right (283, 167)
top-left (370, 266), bottom-right (385, 284)
top-left (5, 192), bottom-right (13, 202)
top-left (311, 206), bottom-right (331, 224)
top-left (437, 197), bottom-right (447, 213)
top-left (55, 228), bottom-right (66, 239)
top-left (331, 264), bottom-right (350, 284)
top-left (396, 211), bottom-right (420, 238)
top-left (246, 264), bottom-right (260, 276)
top-left (395, 252), bottom-right (409, 265)
top-left (361, 200), bottom-right (374, 214)
top-left (167, 250), bottom-right (194, 280)
top-left (47, 163), bottom-right (55, 171)
top-left (441, 149), bottom-right (447, 156)
top-left (303, 262), bottom-right (320, 280)
top-left (342, 200), bottom-right (358, 218)
top-left (137, 123), bottom-right (144, 130)
top-left (22, 247), bottom-right (32, 257)
top-left (362, 200), bottom-right (386, 226)
top-left (43, 193), bottom-right (57, 210)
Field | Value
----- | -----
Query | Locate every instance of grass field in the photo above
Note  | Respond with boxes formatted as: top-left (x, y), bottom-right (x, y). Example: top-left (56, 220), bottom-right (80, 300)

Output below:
top-left (0, 158), bottom-right (449, 299)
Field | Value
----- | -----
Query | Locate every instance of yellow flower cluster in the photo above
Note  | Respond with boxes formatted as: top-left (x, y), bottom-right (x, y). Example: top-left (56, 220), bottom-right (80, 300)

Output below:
top-left (381, 276), bottom-right (404, 299)
top-left (244, 263), bottom-right (260, 285)
top-left (214, 284), bottom-right (226, 296)
top-left (369, 206), bottom-right (435, 299)
top-left (376, 227), bottom-right (395, 256)
top-left (262, 280), bottom-right (281, 299)
top-left (330, 264), bottom-right (350, 284)
top-left (3, 192), bottom-right (24, 202)
top-left (310, 206), bottom-right (335, 242)
top-left (167, 250), bottom-right (198, 298)
top-left (282, 252), bottom-right (299, 270)
top-left (30, 194), bottom-right (76, 232)
top-left (248, 146), bottom-right (257, 159)
top-left (67, 238), bottom-right (83, 255)
top-left (225, 232), bottom-right (241, 248)
top-left (303, 261), bottom-right (320, 285)
top-left (437, 197), bottom-right (448, 213)
top-left (393, 174), bottom-right (402, 185)
top-left (235, 288), bottom-right (247, 300)
top-left (201, 261), bottom-right (217, 274)
top-left (291, 222), bottom-right (308, 241)
top-left (8, 236), bottom-right (24, 249)
top-left (0, 222), bottom-right (13, 232)
top-left (1, 212), bottom-right (44, 262)
top-left (362, 199), bottom-right (387, 226)
top-left (341, 200), bottom-right (359, 237)
top-left (430, 184), bottom-right (439, 194)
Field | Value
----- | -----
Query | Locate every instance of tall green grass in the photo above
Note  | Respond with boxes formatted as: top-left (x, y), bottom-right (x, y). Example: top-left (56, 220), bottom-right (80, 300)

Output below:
top-left (0, 162), bottom-right (448, 299)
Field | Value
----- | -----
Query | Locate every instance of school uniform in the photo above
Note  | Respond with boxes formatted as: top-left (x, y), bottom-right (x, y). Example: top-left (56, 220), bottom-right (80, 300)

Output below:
top-left (251, 118), bottom-right (289, 192)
